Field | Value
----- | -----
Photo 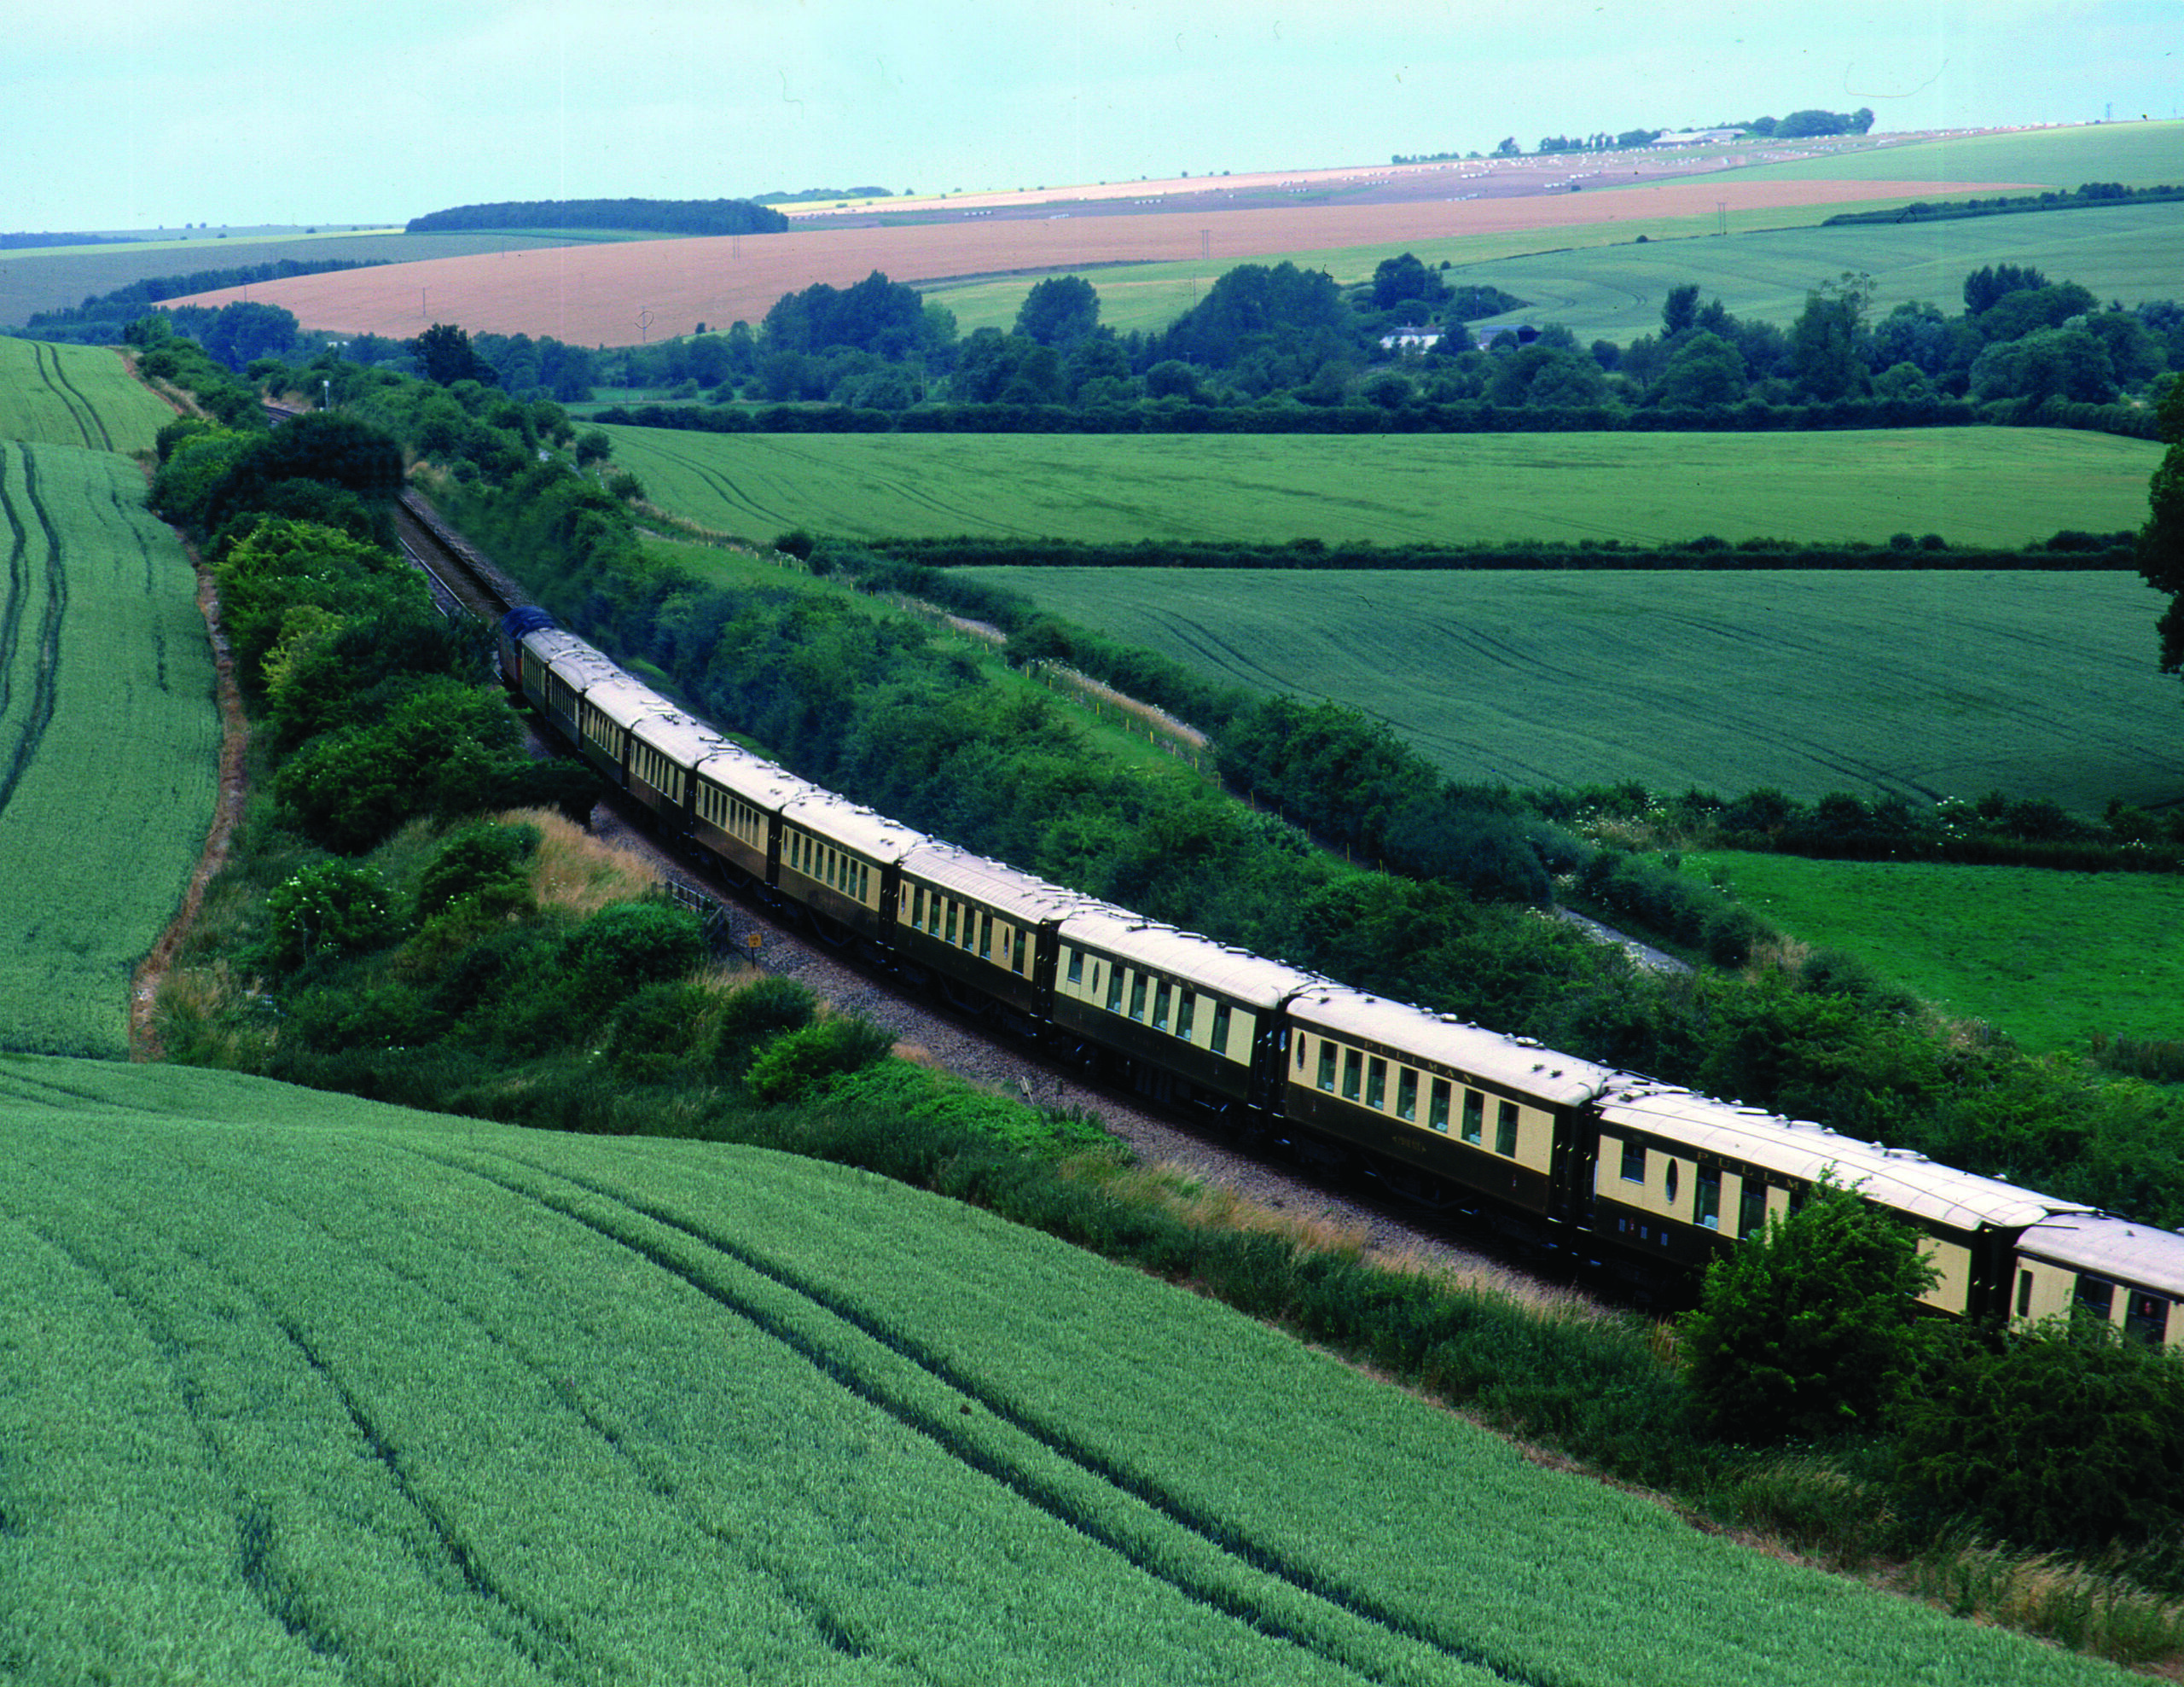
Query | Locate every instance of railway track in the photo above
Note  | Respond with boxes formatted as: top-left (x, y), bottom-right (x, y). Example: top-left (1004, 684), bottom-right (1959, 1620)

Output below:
top-left (376, 479), bottom-right (1608, 1305)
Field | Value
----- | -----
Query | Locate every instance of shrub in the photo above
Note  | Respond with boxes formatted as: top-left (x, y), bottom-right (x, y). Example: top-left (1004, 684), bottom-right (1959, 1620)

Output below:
top-left (744, 1015), bottom-right (897, 1103)
top-left (261, 862), bottom-right (401, 973)
top-left (710, 974), bottom-right (817, 1073)
top-left (601, 980), bottom-right (715, 1081)
top-left (1896, 1318), bottom-right (2184, 1550)
top-left (415, 821), bottom-right (541, 920)
top-left (568, 900), bottom-right (704, 1017)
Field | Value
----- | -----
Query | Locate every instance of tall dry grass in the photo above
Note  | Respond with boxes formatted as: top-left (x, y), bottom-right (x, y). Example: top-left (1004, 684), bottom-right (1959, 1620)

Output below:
top-left (508, 808), bottom-right (661, 916)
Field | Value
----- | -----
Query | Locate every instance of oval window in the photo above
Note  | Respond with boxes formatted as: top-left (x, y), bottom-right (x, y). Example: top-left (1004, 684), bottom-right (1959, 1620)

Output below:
top-left (1665, 1161), bottom-right (1680, 1207)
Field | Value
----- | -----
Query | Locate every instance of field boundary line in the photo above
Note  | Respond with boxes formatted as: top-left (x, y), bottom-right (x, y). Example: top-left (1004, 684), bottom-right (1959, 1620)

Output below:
top-left (132, 528), bottom-right (250, 1060)
top-left (423, 1140), bottom-right (1562, 1686)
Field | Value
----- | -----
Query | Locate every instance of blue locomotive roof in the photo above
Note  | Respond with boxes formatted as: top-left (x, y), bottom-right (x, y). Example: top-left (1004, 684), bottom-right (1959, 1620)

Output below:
top-left (498, 605), bottom-right (558, 639)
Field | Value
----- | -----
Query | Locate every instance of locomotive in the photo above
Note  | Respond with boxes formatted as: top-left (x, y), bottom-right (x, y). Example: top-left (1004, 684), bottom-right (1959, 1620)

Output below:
top-left (497, 605), bottom-right (2184, 1342)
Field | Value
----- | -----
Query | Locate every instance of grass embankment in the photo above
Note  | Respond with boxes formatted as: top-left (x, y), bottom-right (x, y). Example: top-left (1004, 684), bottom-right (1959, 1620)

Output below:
top-left (0, 1056), bottom-right (2146, 1686)
top-left (600, 426), bottom-right (2158, 549)
top-left (0, 439), bottom-right (219, 1056)
top-left (1683, 851), bottom-right (2184, 1056)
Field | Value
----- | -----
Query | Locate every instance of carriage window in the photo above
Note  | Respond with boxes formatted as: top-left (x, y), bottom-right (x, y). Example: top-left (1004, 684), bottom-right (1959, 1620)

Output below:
top-left (927, 893), bottom-right (943, 935)
top-left (1621, 1140), bottom-right (1647, 1184)
top-left (1153, 983), bottom-right (1170, 1031)
top-left (1428, 1078), bottom-right (1450, 1132)
top-left (1740, 1179), bottom-right (1768, 1238)
top-left (1495, 1100), bottom-right (1519, 1157)
top-left (1176, 989), bottom-right (1195, 1041)
top-left (1397, 1067), bottom-right (1417, 1122)
top-left (1341, 1049), bottom-right (1362, 1101)
top-left (1128, 974), bottom-right (1147, 1021)
top-left (1066, 948), bottom-right (1083, 986)
top-left (1012, 928), bottom-right (1026, 974)
top-left (2076, 1275), bottom-right (2116, 1320)
top-left (1664, 1161), bottom-right (1681, 1208)
top-left (1211, 1002), bottom-right (1231, 1056)
top-left (1696, 1166), bottom-right (1721, 1230)
top-left (978, 913), bottom-right (992, 957)
top-left (1366, 1058), bottom-right (1386, 1110)
top-left (2017, 1270), bottom-right (2034, 1318)
top-left (1316, 1043), bottom-right (1337, 1091)
top-left (910, 886), bottom-right (926, 928)
top-left (1461, 1090), bottom-right (1484, 1145)
top-left (2128, 1293), bottom-right (2170, 1345)
top-left (944, 902), bottom-right (958, 944)
top-left (1107, 968), bottom-right (1124, 1013)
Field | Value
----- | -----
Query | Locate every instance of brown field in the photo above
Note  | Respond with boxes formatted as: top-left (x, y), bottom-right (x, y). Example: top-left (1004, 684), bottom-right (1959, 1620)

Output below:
top-left (165, 177), bottom-right (2030, 347)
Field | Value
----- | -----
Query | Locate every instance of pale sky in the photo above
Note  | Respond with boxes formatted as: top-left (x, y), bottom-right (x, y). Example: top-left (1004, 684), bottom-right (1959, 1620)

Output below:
top-left (4, 0), bottom-right (2175, 232)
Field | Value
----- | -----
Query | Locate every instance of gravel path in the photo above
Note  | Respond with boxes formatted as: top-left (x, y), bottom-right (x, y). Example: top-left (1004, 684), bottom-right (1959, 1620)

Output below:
top-left (584, 791), bottom-right (1600, 1307)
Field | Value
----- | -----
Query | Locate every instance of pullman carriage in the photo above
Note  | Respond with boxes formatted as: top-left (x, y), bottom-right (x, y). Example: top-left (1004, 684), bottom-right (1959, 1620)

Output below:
top-left (519, 629), bottom-right (622, 749)
top-left (621, 708), bottom-right (724, 831)
top-left (892, 842), bottom-right (1087, 1019)
top-left (688, 748), bottom-right (819, 888)
top-left (2011, 1213), bottom-right (2184, 1349)
top-left (1593, 1090), bottom-right (2087, 1314)
top-left (1285, 986), bottom-right (1615, 1210)
top-left (778, 794), bottom-right (926, 945)
top-left (569, 671), bottom-right (681, 789)
top-left (1053, 905), bottom-right (1317, 1113)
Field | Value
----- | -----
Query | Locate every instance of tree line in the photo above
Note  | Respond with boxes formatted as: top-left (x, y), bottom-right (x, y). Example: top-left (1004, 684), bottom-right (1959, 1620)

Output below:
top-left (403, 197), bottom-right (787, 236)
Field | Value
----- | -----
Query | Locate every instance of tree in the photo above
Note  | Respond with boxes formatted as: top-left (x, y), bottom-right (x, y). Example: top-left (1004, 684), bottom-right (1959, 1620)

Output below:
top-left (1660, 282), bottom-right (1702, 340)
top-left (1677, 1175), bottom-right (1937, 1443)
top-left (1788, 274), bottom-right (1872, 402)
top-left (204, 300), bottom-right (299, 371)
top-left (2138, 376), bottom-right (2184, 672)
top-left (1371, 253), bottom-right (1448, 312)
top-left (408, 323), bottom-right (493, 387)
top-left (1653, 330), bottom-right (1746, 408)
top-left (1015, 276), bottom-right (1100, 347)
top-left (1969, 325), bottom-right (2115, 404)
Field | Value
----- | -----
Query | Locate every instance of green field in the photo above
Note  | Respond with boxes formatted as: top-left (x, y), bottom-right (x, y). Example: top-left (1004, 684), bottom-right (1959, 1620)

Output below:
top-left (1682, 852), bottom-right (2184, 1053)
top-left (0, 1054), bottom-right (2129, 1685)
top-left (0, 336), bottom-right (178, 456)
top-left (1446, 201), bottom-right (2184, 346)
top-left (0, 441), bottom-right (219, 1055)
top-left (1724, 121), bottom-right (2184, 190)
top-left (960, 567), bottom-right (2184, 815)
top-left (607, 426), bottom-right (2157, 550)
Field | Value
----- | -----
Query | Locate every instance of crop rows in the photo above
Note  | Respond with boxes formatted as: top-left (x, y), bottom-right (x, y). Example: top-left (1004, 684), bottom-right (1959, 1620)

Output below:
top-left (971, 564), bottom-right (2184, 816)
top-left (0, 336), bottom-right (177, 456)
top-left (0, 442), bottom-right (218, 1056)
top-left (0, 1068), bottom-right (2131, 1684)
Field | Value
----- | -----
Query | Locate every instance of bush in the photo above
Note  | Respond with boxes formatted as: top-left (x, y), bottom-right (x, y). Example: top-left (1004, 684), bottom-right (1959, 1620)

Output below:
top-left (568, 900), bottom-right (704, 1017)
top-left (1896, 1318), bottom-right (2184, 1550)
top-left (415, 820), bottom-right (541, 920)
top-left (744, 1015), bottom-right (897, 1103)
top-left (261, 862), bottom-right (402, 972)
top-left (710, 974), bottom-right (817, 1073)
top-left (601, 980), bottom-right (716, 1081)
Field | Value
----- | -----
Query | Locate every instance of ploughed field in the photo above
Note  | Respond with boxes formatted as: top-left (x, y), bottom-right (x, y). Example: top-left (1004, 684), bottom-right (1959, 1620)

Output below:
top-left (961, 566), bottom-right (2184, 816)
top-left (0, 1056), bottom-right (2132, 1686)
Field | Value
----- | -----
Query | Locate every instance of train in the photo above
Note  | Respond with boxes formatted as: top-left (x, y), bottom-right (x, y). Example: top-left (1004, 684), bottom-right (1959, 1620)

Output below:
top-left (496, 602), bottom-right (2184, 1344)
